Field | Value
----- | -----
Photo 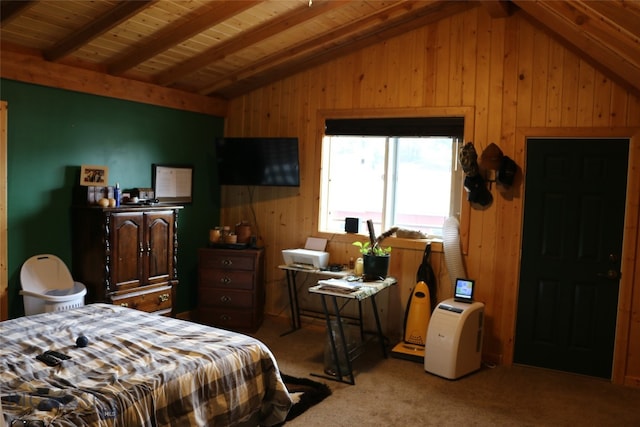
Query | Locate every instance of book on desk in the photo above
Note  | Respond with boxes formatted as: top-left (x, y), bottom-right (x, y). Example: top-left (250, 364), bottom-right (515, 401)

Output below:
top-left (311, 277), bottom-right (396, 300)
top-left (315, 278), bottom-right (362, 295)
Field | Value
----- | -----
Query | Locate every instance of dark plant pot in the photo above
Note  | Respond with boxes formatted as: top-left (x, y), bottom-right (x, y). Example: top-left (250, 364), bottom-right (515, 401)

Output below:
top-left (363, 253), bottom-right (390, 281)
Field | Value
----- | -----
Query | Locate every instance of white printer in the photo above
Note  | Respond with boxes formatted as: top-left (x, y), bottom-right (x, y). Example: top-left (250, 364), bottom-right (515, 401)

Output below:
top-left (282, 237), bottom-right (330, 269)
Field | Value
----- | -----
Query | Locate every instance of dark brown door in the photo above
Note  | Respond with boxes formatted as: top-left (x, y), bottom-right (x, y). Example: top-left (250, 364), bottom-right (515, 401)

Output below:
top-left (515, 138), bottom-right (628, 378)
top-left (111, 212), bottom-right (144, 291)
top-left (144, 211), bottom-right (175, 285)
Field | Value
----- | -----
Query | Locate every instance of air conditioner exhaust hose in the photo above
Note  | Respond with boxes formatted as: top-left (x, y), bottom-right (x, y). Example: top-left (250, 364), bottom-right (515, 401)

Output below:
top-left (443, 216), bottom-right (467, 287)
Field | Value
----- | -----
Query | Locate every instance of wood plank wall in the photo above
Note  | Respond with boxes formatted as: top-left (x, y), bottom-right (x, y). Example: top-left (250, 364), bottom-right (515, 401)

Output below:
top-left (221, 8), bottom-right (640, 386)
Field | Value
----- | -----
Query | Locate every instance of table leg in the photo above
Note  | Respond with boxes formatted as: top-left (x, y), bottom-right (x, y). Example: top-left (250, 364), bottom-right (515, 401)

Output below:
top-left (310, 294), bottom-right (356, 385)
top-left (369, 294), bottom-right (388, 358)
top-left (358, 300), bottom-right (364, 340)
top-left (280, 270), bottom-right (301, 336)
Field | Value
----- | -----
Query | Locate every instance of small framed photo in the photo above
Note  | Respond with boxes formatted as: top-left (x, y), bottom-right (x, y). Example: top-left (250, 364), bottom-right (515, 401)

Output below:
top-left (80, 165), bottom-right (109, 186)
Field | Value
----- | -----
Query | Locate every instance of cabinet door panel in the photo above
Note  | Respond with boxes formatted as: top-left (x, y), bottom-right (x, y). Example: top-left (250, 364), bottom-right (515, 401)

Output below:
top-left (145, 211), bottom-right (175, 284)
top-left (111, 213), bottom-right (144, 290)
top-left (72, 205), bottom-right (181, 315)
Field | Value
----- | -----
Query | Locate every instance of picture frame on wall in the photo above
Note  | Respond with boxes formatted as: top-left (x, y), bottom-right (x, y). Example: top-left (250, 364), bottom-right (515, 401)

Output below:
top-left (152, 164), bottom-right (193, 204)
top-left (80, 165), bottom-right (109, 186)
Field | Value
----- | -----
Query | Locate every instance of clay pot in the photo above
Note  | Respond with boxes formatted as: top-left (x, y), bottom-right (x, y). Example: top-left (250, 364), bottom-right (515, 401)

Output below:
top-left (235, 221), bottom-right (252, 243)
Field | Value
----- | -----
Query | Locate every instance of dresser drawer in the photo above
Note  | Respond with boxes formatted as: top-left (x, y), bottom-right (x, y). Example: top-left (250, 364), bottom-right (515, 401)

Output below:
top-left (111, 285), bottom-right (172, 313)
top-left (199, 251), bottom-right (256, 271)
top-left (199, 288), bottom-right (254, 309)
top-left (199, 269), bottom-right (255, 290)
top-left (197, 247), bottom-right (264, 332)
top-left (198, 307), bottom-right (260, 331)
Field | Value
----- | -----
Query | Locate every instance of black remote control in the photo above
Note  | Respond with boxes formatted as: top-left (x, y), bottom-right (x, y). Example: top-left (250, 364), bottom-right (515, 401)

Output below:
top-left (44, 350), bottom-right (71, 360)
top-left (36, 353), bottom-right (61, 367)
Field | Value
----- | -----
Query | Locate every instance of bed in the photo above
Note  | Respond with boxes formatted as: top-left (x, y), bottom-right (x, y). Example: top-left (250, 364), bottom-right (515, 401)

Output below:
top-left (0, 304), bottom-right (292, 426)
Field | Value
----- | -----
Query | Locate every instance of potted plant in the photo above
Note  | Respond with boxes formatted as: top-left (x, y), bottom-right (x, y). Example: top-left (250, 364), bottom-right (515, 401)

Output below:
top-left (353, 220), bottom-right (398, 280)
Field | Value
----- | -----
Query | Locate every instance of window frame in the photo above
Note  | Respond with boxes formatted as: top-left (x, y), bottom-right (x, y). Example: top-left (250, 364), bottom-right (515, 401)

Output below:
top-left (313, 107), bottom-right (475, 255)
top-left (319, 134), bottom-right (463, 236)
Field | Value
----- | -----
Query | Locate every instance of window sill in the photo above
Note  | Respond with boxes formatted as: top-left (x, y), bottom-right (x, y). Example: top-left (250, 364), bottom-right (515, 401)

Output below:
top-left (317, 231), bottom-right (443, 253)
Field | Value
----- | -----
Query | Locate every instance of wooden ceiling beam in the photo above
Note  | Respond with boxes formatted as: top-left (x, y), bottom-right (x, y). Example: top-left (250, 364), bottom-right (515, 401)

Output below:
top-left (208, 0), bottom-right (472, 98)
top-left (584, 0), bottom-right (640, 40)
top-left (43, 0), bottom-right (157, 62)
top-left (546, 0), bottom-right (640, 67)
top-left (199, 0), bottom-right (448, 95)
top-left (0, 0), bottom-right (37, 25)
top-left (2, 0), bottom-right (638, 100)
top-left (154, 0), bottom-right (351, 87)
top-left (108, 1), bottom-right (261, 76)
top-left (513, 0), bottom-right (640, 97)
top-left (479, 0), bottom-right (513, 19)
top-left (1, 49), bottom-right (227, 117)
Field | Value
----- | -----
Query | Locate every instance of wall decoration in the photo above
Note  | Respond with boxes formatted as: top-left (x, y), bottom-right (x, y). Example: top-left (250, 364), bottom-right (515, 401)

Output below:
top-left (80, 165), bottom-right (109, 186)
top-left (480, 142), bottom-right (503, 187)
top-left (152, 164), bottom-right (193, 204)
top-left (459, 142), bottom-right (492, 208)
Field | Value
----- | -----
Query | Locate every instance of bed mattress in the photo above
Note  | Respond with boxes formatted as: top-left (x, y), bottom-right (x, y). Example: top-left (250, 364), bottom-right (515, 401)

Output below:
top-left (0, 304), bottom-right (292, 426)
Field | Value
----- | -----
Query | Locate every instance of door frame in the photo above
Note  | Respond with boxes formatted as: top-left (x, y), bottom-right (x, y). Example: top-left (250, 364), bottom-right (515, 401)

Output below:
top-left (504, 127), bottom-right (640, 385)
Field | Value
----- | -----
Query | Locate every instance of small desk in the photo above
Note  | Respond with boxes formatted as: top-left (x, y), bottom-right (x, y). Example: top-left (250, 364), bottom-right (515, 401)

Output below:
top-left (278, 264), bottom-right (352, 336)
top-left (308, 277), bottom-right (396, 385)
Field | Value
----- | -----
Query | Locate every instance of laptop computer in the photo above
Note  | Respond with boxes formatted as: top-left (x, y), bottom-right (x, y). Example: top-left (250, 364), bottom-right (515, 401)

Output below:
top-left (454, 278), bottom-right (475, 303)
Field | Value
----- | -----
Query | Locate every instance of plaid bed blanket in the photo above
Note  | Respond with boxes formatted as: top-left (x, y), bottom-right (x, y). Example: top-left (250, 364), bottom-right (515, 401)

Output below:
top-left (0, 304), bottom-right (292, 426)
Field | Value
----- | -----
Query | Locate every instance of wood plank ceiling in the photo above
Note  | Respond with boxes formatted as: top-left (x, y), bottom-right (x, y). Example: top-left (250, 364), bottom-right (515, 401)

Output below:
top-left (1, 0), bottom-right (639, 102)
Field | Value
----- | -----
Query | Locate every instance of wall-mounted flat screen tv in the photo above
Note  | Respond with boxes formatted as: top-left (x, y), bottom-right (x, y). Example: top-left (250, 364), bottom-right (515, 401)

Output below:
top-left (214, 137), bottom-right (300, 187)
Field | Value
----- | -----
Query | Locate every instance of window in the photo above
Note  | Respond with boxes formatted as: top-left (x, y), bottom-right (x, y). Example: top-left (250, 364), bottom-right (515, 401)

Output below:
top-left (319, 117), bottom-right (464, 238)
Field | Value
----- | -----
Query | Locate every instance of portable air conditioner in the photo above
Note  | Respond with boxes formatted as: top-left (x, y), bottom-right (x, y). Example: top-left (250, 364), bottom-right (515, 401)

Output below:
top-left (424, 298), bottom-right (484, 379)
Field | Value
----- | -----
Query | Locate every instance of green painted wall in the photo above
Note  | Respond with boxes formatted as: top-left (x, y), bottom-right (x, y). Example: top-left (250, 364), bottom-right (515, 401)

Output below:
top-left (2, 79), bottom-right (223, 319)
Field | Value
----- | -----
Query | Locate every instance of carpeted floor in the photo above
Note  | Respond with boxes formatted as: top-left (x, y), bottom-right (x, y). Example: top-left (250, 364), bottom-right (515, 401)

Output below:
top-left (254, 315), bottom-right (640, 426)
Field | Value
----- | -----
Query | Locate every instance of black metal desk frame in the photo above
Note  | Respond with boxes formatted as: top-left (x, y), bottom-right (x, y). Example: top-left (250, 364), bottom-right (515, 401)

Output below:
top-left (279, 265), bottom-right (352, 336)
top-left (308, 278), bottom-right (395, 385)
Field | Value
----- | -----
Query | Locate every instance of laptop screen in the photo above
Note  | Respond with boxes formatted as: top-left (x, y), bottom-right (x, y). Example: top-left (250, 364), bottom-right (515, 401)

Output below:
top-left (454, 278), bottom-right (474, 303)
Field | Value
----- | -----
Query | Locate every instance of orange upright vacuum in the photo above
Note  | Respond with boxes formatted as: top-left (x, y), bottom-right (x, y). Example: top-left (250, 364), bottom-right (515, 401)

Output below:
top-left (391, 243), bottom-right (437, 362)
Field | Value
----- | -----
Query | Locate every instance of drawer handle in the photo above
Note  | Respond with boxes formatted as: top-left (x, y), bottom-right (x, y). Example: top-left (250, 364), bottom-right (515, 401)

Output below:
top-left (220, 314), bottom-right (231, 321)
top-left (120, 303), bottom-right (129, 308)
top-left (222, 259), bottom-right (233, 266)
top-left (221, 276), bottom-right (231, 284)
top-left (158, 293), bottom-right (170, 303)
top-left (220, 295), bottom-right (231, 303)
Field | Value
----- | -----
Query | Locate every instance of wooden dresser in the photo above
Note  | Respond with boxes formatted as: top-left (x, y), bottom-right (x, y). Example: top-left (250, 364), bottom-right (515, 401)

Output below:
top-left (197, 247), bottom-right (265, 332)
top-left (71, 205), bottom-right (182, 316)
